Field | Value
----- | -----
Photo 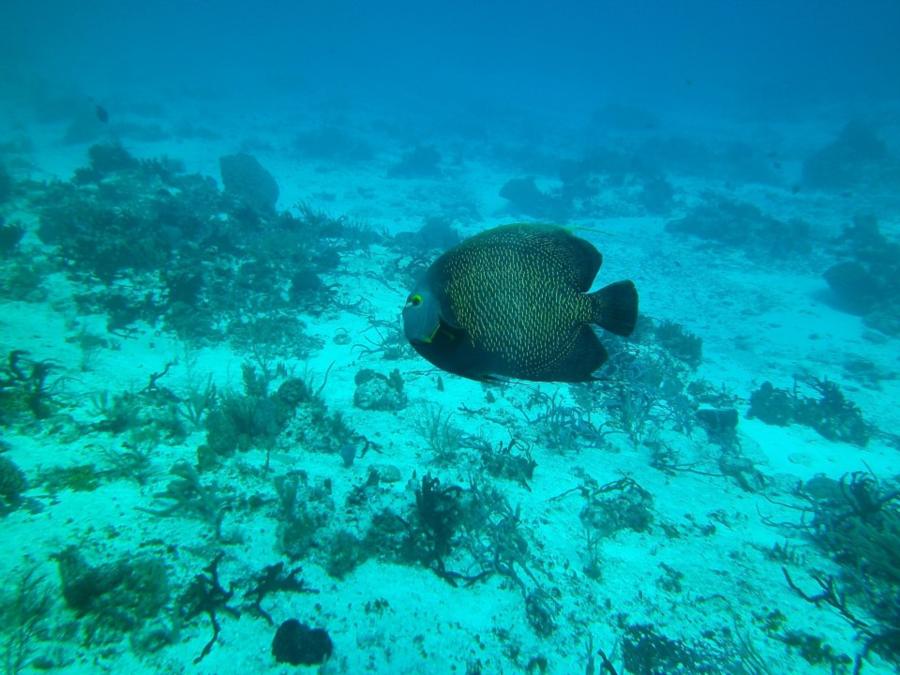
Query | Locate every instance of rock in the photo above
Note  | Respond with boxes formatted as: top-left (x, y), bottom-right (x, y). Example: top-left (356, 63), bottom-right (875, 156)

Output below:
top-left (370, 464), bottom-right (403, 483)
top-left (219, 153), bottom-right (279, 212)
top-left (352, 369), bottom-right (407, 411)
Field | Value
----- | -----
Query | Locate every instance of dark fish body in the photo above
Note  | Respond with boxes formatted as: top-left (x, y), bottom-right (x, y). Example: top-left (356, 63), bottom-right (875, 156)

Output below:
top-left (95, 104), bottom-right (109, 123)
top-left (402, 223), bottom-right (638, 382)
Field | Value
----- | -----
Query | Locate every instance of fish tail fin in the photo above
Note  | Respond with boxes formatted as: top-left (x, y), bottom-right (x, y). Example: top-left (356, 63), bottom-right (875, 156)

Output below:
top-left (589, 280), bottom-right (638, 336)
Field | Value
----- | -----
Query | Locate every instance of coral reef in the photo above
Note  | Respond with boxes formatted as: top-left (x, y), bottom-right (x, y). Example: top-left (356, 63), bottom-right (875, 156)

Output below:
top-left (652, 319), bottom-right (703, 369)
top-left (414, 216), bottom-right (461, 250)
top-left (54, 546), bottom-right (170, 647)
top-left (0, 219), bottom-right (25, 255)
top-left (748, 375), bottom-right (870, 446)
top-left (637, 172), bottom-right (675, 214)
top-left (666, 193), bottom-right (811, 258)
top-left (2, 117), bottom-right (894, 674)
top-left (822, 215), bottom-right (900, 336)
top-left (499, 176), bottom-right (570, 221)
top-left (803, 121), bottom-right (897, 191)
top-left (32, 143), bottom-right (362, 356)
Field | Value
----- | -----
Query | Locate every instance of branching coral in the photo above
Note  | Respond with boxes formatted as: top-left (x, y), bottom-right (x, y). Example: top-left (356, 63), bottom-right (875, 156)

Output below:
top-left (790, 471), bottom-right (900, 672)
top-left (467, 436), bottom-right (537, 490)
top-left (138, 461), bottom-right (237, 542)
top-left (578, 477), bottom-right (655, 538)
top-left (415, 404), bottom-right (463, 464)
top-left (241, 562), bottom-right (316, 625)
top-left (178, 553), bottom-right (239, 663)
top-left (517, 388), bottom-right (609, 453)
top-left (569, 339), bottom-right (700, 449)
top-left (178, 373), bottom-right (217, 429)
top-left (0, 350), bottom-right (62, 423)
top-left (0, 566), bottom-right (52, 673)
top-left (273, 472), bottom-right (333, 560)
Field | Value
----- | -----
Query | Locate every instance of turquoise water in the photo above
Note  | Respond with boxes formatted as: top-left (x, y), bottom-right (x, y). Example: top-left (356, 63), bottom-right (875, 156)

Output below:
top-left (1, 2), bottom-right (899, 673)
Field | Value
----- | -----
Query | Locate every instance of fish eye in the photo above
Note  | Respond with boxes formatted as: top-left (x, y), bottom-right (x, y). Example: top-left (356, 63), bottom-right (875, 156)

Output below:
top-left (409, 293), bottom-right (423, 307)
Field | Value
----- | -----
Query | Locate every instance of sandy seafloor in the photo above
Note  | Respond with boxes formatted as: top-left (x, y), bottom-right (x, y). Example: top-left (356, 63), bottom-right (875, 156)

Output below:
top-left (0, 92), bottom-right (899, 675)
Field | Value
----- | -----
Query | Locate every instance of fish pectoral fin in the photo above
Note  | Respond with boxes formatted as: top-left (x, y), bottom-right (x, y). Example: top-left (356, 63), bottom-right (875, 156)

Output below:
top-left (437, 312), bottom-right (472, 343)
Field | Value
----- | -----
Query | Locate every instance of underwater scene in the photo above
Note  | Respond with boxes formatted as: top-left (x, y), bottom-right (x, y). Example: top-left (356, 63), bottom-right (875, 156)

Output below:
top-left (1, 1), bottom-right (899, 673)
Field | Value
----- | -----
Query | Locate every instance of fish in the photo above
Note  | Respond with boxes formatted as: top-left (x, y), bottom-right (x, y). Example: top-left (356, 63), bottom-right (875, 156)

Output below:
top-left (95, 104), bottom-right (109, 124)
top-left (402, 223), bottom-right (638, 382)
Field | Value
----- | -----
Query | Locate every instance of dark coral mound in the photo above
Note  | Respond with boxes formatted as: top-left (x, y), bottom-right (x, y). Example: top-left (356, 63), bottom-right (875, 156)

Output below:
top-left (0, 163), bottom-right (12, 204)
top-left (822, 215), bottom-right (900, 335)
top-left (0, 454), bottom-right (27, 514)
top-left (666, 193), bottom-right (811, 258)
top-left (803, 121), bottom-right (898, 192)
top-left (54, 546), bottom-right (170, 645)
top-left (388, 145), bottom-right (443, 178)
top-left (272, 619), bottom-right (333, 665)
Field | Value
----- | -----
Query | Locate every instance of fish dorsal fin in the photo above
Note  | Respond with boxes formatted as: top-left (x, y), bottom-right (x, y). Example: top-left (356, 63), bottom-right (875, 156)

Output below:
top-left (563, 231), bottom-right (603, 292)
top-left (502, 223), bottom-right (602, 292)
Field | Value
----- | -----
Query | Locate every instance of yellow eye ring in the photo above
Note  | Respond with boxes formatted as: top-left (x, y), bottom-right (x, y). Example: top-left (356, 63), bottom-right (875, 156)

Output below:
top-left (409, 293), bottom-right (423, 307)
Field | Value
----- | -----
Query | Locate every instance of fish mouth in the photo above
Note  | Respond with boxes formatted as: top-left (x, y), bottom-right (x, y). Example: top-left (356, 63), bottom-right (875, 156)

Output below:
top-left (412, 323), bottom-right (441, 345)
top-left (405, 316), bottom-right (450, 346)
